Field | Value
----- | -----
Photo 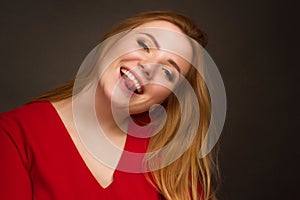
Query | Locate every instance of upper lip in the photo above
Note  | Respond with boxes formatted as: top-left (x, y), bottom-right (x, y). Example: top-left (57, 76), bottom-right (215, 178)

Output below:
top-left (120, 66), bottom-right (144, 94)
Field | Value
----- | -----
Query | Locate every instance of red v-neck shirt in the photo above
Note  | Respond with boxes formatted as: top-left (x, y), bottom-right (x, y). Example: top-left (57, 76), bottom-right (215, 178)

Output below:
top-left (0, 101), bottom-right (161, 199)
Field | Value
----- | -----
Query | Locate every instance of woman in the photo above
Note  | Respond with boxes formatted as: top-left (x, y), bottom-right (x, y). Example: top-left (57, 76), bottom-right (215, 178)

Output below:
top-left (0, 11), bottom-right (221, 200)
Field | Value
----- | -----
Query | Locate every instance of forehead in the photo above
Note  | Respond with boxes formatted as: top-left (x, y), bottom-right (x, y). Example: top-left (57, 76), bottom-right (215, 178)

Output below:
top-left (137, 20), bottom-right (183, 32)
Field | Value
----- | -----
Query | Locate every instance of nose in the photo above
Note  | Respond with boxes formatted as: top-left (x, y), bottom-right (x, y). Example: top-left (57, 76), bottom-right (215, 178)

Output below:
top-left (139, 63), bottom-right (157, 80)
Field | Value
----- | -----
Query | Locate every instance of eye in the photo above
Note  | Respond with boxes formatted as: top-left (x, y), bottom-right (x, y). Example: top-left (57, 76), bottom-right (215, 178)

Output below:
top-left (137, 40), bottom-right (150, 53)
top-left (162, 67), bottom-right (174, 82)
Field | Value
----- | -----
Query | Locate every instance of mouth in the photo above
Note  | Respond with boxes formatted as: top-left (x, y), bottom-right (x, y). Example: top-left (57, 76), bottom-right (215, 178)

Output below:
top-left (120, 66), bottom-right (144, 94)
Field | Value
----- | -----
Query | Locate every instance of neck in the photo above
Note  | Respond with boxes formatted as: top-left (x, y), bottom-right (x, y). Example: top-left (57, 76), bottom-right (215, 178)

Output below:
top-left (94, 86), bottom-right (129, 136)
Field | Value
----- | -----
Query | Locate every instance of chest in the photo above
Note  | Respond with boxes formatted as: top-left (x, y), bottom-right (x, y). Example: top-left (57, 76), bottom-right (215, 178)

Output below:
top-left (28, 126), bottom-right (160, 200)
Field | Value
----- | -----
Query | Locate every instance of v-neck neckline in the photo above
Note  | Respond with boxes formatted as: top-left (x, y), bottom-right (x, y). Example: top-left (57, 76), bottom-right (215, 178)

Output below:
top-left (47, 101), bottom-right (129, 190)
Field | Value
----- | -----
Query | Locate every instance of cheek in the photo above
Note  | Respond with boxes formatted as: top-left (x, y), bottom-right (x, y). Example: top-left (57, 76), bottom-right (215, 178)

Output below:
top-left (148, 85), bottom-right (172, 104)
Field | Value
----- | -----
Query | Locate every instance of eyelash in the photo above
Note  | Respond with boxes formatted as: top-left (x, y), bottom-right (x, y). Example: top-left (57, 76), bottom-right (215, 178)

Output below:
top-left (162, 67), bottom-right (174, 81)
top-left (137, 40), bottom-right (150, 53)
top-left (137, 39), bottom-right (174, 82)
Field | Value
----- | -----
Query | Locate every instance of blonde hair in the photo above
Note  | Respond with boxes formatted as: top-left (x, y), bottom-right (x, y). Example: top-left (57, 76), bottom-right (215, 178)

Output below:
top-left (32, 11), bottom-right (219, 200)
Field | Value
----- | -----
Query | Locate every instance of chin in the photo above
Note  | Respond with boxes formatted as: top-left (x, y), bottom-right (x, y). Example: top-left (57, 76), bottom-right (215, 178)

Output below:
top-left (128, 106), bottom-right (150, 115)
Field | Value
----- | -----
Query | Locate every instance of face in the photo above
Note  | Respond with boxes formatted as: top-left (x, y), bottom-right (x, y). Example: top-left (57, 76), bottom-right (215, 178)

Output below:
top-left (98, 20), bottom-right (193, 114)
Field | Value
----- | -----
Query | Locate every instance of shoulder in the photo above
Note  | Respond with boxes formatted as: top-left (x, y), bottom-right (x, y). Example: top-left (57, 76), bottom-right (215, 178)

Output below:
top-left (0, 101), bottom-right (59, 148)
top-left (0, 101), bottom-right (56, 169)
top-left (0, 101), bottom-right (55, 128)
top-left (0, 101), bottom-right (52, 120)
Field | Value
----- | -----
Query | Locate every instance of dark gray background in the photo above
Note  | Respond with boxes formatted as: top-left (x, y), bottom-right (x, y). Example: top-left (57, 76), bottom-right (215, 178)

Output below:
top-left (0, 0), bottom-right (298, 199)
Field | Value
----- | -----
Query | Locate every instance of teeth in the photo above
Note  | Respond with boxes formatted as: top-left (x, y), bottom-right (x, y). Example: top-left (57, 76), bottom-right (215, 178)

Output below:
top-left (121, 68), bottom-right (142, 93)
top-left (128, 74), bottom-right (135, 80)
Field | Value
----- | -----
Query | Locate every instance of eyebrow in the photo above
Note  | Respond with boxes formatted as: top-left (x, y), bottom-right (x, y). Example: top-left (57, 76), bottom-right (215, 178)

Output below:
top-left (167, 59), bottom-right (181, 73)
top-left (139, 32), bottom-right (181, 73)
top-left (139, 32), bottom-right (160, 49)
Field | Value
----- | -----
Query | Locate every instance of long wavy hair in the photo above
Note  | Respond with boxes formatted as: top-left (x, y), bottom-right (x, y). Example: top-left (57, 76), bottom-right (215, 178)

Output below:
top-left (32, 11), bottom-right (220, 200)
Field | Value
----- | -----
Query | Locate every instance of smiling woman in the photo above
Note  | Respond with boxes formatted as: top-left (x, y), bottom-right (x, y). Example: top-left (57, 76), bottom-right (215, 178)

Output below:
top-left (0, 11), bottom-right (221, 200)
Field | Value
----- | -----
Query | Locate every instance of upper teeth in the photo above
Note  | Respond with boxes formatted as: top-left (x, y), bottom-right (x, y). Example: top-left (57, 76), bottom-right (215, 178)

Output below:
top-left (121, 68), bottom-right (142, 93)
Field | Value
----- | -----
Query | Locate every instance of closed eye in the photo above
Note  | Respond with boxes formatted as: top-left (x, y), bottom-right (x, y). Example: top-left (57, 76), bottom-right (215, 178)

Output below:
top-left (137, 40), bottom-right (150, 53)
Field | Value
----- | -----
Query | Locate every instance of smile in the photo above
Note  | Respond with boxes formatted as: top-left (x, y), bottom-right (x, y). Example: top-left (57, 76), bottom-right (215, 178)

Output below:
top-left (120, 67), bottom-right (144, 94)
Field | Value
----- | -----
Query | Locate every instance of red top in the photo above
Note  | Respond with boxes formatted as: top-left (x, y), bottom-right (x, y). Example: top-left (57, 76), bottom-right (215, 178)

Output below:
top-left (0, 101), bottom-right (161, 200)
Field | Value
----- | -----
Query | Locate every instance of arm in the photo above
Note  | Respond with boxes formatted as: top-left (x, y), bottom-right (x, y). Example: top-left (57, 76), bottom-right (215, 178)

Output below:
top-left (0, 124), bottom-right (32, 199)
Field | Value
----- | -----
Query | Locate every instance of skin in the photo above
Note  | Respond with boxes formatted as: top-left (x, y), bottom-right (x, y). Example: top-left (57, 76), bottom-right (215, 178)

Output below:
top-left (99, 21), bottom-right (192, 115)
top-left (52, 20), bottom-right (192, 188)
